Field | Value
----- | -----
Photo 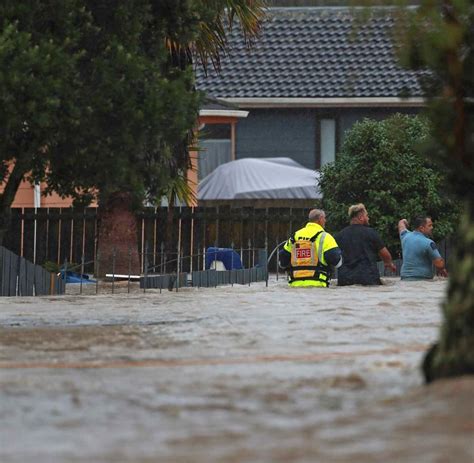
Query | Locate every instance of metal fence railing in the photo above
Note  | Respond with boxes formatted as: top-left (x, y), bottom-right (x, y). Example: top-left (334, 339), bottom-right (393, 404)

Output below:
top-left (43, 244), bottom-right (406, 296)
top-left (58, 245), bottom-right (269, 295)
top-left (0, 239), bottom-right (427, 297)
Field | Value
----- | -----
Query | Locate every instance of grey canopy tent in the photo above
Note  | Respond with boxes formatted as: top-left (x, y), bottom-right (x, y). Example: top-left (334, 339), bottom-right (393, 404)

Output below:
top-left (198, 158), bottom-right (321, 204)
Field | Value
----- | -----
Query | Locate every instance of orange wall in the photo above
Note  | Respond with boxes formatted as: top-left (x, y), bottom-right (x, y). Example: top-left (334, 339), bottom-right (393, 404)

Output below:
top-left (187, 150), bottom-right (199, 206)
top-left (10, 181), bottom-right (78, 208)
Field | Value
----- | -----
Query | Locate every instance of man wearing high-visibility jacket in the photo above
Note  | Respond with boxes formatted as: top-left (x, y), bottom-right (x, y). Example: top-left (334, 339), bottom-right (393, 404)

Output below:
top-left (279, 209), bottom-right (342, 287)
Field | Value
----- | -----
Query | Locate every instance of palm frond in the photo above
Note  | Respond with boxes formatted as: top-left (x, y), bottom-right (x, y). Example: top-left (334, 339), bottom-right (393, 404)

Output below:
top-left (165, 1), bottom-right (266, 74)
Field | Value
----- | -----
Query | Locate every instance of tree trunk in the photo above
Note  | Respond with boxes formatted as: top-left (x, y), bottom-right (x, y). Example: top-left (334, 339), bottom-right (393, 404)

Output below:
top-left (97, 192), bottom-right (141, 276)
top-left (423, 201), bottom-right (474, 382)
top-left (0, 206), bottom-right (13, 247)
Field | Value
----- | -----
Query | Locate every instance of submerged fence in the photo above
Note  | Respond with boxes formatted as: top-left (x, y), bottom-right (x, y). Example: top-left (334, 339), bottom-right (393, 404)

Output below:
top-left (57, 244), bottom-right (270, 295)
top-left (1, 207), bottom-right (453, 296)
top-left (60, 249), bottom-right (401, 296)
top-left (140, 266), bottom-right (269, 292)
top-left (0, 246), bottom-right (64, 296)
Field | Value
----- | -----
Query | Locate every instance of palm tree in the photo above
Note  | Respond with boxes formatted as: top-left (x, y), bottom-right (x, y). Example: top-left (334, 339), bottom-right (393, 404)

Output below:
top-left (166, 0), bottom-right (266, 73)
top-left (97, 1), bottom-right (266, 275)
top-left (149, 0), bottom-right (267, 271)
top-left (162, 0), bottom-right (266, 178)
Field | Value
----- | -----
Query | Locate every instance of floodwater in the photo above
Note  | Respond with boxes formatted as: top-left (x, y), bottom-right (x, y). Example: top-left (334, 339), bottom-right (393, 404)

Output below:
top-left (0, 277), bottom-right (473, 463)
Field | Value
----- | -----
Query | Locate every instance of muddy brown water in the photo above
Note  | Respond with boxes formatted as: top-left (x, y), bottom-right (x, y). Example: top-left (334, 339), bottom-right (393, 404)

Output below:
top-left (0, 277), bottom-right (473, 463)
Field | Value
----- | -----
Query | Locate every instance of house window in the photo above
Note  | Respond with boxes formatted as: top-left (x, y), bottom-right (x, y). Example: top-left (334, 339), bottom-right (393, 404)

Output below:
top-left (198, 140), bottom-right (232, 180)
top-left (201, 124), bottom-right (231, 140)
top-left (199, 124), bottom-right (232, 180)
top-left (320, 119), bottom-right (336, 168)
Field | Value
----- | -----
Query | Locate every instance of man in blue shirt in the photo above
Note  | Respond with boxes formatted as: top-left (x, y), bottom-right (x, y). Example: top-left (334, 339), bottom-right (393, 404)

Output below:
top-left (398, 216), bottom-right (448, 280)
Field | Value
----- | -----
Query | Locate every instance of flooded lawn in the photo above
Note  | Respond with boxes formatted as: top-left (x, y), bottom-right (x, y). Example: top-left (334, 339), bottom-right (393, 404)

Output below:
top-left (0, 277), bottom-right (473, 463)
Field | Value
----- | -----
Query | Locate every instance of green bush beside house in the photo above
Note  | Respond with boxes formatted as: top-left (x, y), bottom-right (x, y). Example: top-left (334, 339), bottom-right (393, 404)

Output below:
top-left (319, 114), bottom-right (460, 255)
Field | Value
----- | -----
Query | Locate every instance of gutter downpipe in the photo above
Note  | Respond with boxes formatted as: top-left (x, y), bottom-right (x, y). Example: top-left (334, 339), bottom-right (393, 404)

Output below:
top-left (33, 183), bottom-right (41, 263)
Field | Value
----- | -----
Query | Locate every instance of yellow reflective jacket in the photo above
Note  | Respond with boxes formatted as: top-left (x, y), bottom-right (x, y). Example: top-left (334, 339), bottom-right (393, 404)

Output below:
top-left (283, 222), bottom-right (339, 287)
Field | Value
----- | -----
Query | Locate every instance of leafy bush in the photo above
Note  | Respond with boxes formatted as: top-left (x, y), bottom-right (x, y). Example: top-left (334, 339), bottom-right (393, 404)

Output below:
top-left (43, 261), bottom-right (60, 273)
top-left (319, 114), bottom-right (460, 254)
top-left (43, 260), bottom-right (80, 273)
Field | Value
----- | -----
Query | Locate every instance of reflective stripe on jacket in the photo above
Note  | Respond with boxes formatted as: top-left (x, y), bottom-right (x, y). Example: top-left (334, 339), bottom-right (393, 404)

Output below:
top-left (283, 222), bottom-right (339, 287)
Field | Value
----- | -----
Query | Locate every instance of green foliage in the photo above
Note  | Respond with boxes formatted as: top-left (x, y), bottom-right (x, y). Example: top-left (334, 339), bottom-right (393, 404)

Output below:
top-left (43, 260), bottom-right (80, 273)
top-left (0, 0), bottom-right (266, 221)
top-left (391, 1), bottom-right (474, 381)
top-left (394, 0), bottom-right (474, 200)
top-left (157, 0), bottom-right (266, 73)
top-left (319, 114), bottom-right (460, 253)
top-left (0, 1), bottom-right (83, 178)
top-left (158, 167), bottom-right (197, 207)
top-left (0, 0), bottom-right (203, 213)
top-left (43, 261), bottom-right (60, 274)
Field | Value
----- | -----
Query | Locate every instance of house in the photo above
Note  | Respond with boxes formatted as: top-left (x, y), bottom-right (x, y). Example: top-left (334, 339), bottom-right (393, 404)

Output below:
top-left (196, 6), bottom-right (423, 172)
top-left (4, 7), bottom-right (423, 208)
top-left (3, 99), bottom-right (247, 208)
top-left (187, 98), bottom-right (249, 203)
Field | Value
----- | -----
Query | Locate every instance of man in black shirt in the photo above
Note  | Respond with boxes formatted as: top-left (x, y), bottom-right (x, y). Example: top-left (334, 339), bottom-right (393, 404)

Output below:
top-left (335, 204), bottom-right (396, 286)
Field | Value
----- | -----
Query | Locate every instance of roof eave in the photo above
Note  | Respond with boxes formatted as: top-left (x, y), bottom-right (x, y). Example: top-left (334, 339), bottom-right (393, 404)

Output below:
top-left (221, 97), bottom-right (425, 109)
top-left (199, 109), bottom-right (249, 118)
